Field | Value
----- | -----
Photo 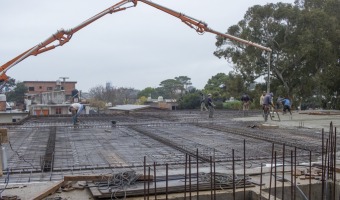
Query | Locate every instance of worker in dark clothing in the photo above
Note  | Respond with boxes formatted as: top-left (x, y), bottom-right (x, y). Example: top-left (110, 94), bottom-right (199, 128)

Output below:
top-left (262, 93), bottom-right (274, 122)
top-left (282, 97), bottom-right (292, 115)
top-left (241, 93), bottom-right (250, 116)
top-left (200, 93), bottom-right (208, 111)
top-left (207, 94), bottom-right (215, 118)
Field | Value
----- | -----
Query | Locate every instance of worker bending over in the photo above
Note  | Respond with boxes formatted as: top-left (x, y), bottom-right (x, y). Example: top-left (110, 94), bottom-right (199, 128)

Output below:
top-left (69, 103), bottom-right (85, 125)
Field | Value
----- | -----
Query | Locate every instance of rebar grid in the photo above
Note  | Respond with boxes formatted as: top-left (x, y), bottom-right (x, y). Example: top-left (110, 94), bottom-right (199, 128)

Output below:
top-left (0, 110), bottom-right (337, 186)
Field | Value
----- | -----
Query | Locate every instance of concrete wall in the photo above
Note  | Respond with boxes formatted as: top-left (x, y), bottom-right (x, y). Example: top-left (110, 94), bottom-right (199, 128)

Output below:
top-left (0, 113), bottom-right (28, 123)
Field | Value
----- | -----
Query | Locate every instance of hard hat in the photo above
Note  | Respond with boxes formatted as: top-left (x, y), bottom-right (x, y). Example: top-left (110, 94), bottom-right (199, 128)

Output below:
top-left (208, 94), bottom-right (212, 96)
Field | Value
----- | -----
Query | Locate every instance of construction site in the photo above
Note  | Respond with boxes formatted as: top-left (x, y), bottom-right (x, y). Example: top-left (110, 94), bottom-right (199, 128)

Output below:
top-left (0, 109), bottom-right (339, 199)
top-left (1, 0), bottom-right (340, 199)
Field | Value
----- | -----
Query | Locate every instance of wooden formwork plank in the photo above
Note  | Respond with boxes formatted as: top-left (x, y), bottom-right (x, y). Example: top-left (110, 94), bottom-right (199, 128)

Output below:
top-left (32, 180), bottom-right (65, 200)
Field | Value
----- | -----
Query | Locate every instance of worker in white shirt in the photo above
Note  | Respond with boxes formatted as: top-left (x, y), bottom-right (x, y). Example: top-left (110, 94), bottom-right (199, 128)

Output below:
top-left (69, 103), bottom-right (85, 125)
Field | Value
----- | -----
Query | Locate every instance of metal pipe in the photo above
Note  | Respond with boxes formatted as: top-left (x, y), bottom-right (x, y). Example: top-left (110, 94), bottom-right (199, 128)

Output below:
top-left (1, 146), bottom-right (8, 171)
top-left (267, 52), bottom-right (271, 93)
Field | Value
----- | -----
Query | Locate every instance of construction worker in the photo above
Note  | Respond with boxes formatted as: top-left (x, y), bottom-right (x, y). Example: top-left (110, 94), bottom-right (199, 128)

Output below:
top-left (200, 93), bottom-right (208, 111)
top-left (207, 94), bottom-right (216, 118)
top-left (259, 91), bottom-right (266, 107)
top-left (282, 97), bottom-right (292, 115)
top-left (241, 93), bottom-right (250, 116)
top-left (262, 92), bottom-right (274, 122)
top-left (69, 103), bottom-right (85, 125)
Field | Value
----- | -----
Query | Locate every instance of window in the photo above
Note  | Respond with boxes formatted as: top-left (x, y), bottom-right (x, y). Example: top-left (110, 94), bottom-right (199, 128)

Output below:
top-left (47, 87), bottom-right (53, 91)
top-left (28, 87), bottom-right (34, 91)
top-left (56, 107), bottom-right (62, 115)
top-left (39, 86), bottom-right (42, 89)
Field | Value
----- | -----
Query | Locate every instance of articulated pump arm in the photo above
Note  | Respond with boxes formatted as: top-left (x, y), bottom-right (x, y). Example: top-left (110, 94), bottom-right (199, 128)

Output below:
top-left (0, 0), bottom-right (136, 86)
top-left (0, 0), bottom-right (271, 90)
top-left (136, 0), bottom-right (272, 52)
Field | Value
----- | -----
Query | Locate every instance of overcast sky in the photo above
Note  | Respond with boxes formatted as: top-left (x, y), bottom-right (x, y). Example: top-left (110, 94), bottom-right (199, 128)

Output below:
top-left (1, 0), bottom-right (294, 92)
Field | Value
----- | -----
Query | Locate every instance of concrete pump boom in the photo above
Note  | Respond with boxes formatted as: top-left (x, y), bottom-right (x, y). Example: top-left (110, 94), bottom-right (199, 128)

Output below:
top-left (0, 0), bottom-right (272, 91)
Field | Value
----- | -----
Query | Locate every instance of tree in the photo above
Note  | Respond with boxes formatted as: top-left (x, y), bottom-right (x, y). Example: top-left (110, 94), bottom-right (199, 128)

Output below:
top-left (178, 92), bottom-right (201, 109)
top-left (159, 79), bottom-right (182, 99)
top-left (6, 82), bottom-right (28, 105)
top-left (204, 72), bottom-right (246, 101)
top-left (214, 1), bottom-right (340, 104)
top-left (1, 78), bottom-right (16, 93)
top-left (174, 76), bottom-right (192, 94)
top-left (89, 84), bottom-right (138, 105)
top-left (89, 99), bottom-right (106, 114)
top-left (137, 87), bottom-right (155, 99)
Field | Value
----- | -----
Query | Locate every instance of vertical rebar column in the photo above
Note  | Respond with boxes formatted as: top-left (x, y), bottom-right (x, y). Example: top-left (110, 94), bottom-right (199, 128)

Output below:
top-left (166, 163), bottom-right (168, 200)
top-left (328, 128), bottom-right (332, 180)
top-left (148, 167), bottom-right (150, 200)
top-left (210, 156), bottom-right (213, 200)
top-left (243, 139), bottom-right (246, 200)
top-left (291, 150), bottom-right (293, 200)
top-left (282, 144), bottom-right (285, 200)
top-left (185, 154), bottom-right (187, 200)
top-left (309, 151), bottom-right (311, 200)
top-left (232, 150), bottom-right (235, 200)
top-left (269, 143), bottom-right (274, 200)
top-left (294, 147), bottom-right (297, 200)
top-left (333, 128), bottom-right (336, 200)
top-left (274, 151), bottom-right (277, 199)
top-left (260, 163), bottom-right (263, 200)
top-left (196, 149), bottom-right (199, 200)
top-left (144, 156), bottom-right (146, 200)
top-left (213, 159), bottom-right (216, 200)
top-left (154, 162), bottom-right (157, 200)
top-left (330, 122), bottom-right (334, 180)
top-left (189, 156), bottom-right (192, 200)
top-left (325, 139), bottom-right (329, 200)
top-left (322, 128), bottom-right (325, 200)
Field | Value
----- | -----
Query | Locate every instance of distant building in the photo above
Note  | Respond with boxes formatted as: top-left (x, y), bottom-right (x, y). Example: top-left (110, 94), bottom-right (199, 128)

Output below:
top-left (23, 80), bottom-right (77, 100)
top-left (145, 96), bottom-right (178, 110)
